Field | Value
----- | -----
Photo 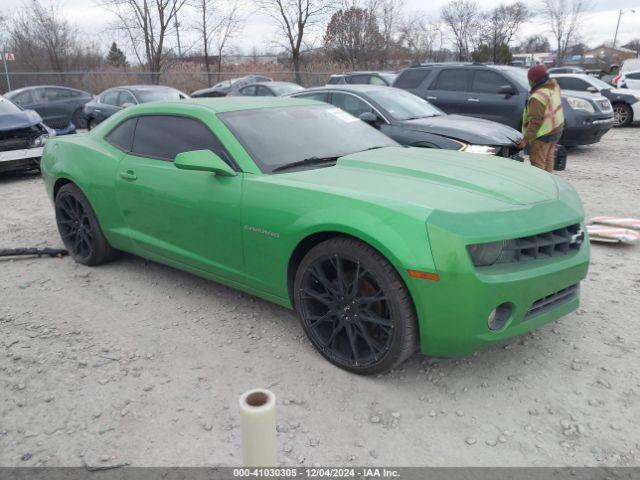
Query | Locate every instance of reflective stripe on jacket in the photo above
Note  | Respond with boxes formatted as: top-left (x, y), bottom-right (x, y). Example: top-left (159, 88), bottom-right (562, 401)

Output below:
top-left (522, 82), bottom-right (565, 140)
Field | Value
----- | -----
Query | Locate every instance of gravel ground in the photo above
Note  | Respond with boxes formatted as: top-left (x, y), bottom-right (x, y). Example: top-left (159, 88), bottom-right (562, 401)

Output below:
top-left (1, 127), bottom-right (639, 468)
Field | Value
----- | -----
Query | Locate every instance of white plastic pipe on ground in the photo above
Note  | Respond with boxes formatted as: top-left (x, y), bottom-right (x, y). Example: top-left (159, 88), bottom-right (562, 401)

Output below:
top-left (239, 388), bottom-right (277, 467)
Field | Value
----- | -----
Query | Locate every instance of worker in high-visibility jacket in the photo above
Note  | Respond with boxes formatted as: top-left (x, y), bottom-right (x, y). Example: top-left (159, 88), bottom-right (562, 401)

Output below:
top-left (516, 63), bottom-right (564, 173)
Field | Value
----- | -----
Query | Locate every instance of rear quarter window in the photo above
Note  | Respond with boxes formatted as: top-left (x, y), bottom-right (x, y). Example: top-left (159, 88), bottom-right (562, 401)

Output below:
top-left (105, 117), bottom-right (137, 152)
top-left (394, 69), bottom-right (431, 89)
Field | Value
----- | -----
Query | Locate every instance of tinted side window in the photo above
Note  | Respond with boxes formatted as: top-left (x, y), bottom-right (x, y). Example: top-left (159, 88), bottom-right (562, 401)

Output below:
top-left (555, 77), bottom-right (590, 91)
top-left (240, 85), bottom-right (257, 96)
top-left (626, 72), bottom-right (640, 79)
top-left (347, 75), bottom-right (370, 84)
top-left (12, 90), bottom-right (33, 106)
top-left (327, 76), bottom-right (341, 84)
top-left (102, 91), bottom-right (120, 105)
top-left (471, 70), bottom-right (509, 94)
top-left (46, 88), bottom-right (75, 100)
top-left (118, 91), bottom-right (137, 106)
top-left (394, 69), bottom-right (430, 89)
top-left (131, 115), bottom-right (229, 162)
top-left (331, 92), bottom-right (373, 117)
top-left (432, 69), bottom-right (471, 91)
top-left (105, 117), bottom-right (137, 152)
top-left (256, 85), bottom-right (274, 96)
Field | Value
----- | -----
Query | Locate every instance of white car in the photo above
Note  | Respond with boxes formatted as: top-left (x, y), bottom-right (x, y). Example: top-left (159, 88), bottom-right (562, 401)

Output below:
top-left (614, 70), bottom-right (640, 91)
top-left (553, 73), bottom-right (640, 127)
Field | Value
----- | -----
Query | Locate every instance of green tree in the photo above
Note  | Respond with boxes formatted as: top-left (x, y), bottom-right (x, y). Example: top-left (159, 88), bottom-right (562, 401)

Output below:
top-left (106, 41), bottom-right (128, 67)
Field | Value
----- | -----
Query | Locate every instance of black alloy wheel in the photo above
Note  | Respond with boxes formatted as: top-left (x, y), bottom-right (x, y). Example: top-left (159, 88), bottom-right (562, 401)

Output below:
top-left (294, 237), bottom-right (418, 374)
top-left (613, 103), bottom-right (632, 127)
top-left (54, 183), bottom-right (118, 266)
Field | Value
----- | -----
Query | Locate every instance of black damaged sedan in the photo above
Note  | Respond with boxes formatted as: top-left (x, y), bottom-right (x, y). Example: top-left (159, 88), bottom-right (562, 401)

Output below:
top-left (290, 85), bottom-right (522, 158)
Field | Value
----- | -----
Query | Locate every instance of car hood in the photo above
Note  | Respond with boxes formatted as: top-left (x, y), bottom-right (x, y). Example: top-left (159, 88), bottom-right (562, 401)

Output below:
top-left (607, 87), bottom-right (640, 97)
top-left (270, 147), bottom-right (558, 214)
top-left (0, 109), bottom-right (43, 132)
top-left (397, 114), bottom-right (521, 145)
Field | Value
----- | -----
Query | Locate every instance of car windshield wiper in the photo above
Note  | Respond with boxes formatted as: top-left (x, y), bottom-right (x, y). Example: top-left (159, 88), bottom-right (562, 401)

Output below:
top-left (271, 156), bottom-right (339, 173)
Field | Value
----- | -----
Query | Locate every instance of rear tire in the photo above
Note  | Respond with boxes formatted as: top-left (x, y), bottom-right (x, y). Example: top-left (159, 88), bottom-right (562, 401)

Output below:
top-left (87, 118), bottom-right (97, 130)
top-left (293, 236), bottom-right (418, 375)
top-left (613, 103), bottom-right (632, 127)
top-left (54, 183), bottom-right (119, 266)
top-left (72, 108), bottom-right (87, 129)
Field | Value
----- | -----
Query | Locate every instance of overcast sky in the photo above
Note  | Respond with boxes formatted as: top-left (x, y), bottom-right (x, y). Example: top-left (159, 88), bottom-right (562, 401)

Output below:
top-left (2, 0), bottom-right (639, 60)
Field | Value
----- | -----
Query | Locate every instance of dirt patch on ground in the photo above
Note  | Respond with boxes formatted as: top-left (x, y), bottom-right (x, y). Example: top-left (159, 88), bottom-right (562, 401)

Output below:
top-left (1, 127), bottom-right (639, 467)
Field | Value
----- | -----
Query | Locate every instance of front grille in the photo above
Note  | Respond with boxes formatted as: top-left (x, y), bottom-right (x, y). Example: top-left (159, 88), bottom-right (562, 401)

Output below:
top-left (0, 126), bottom-right (42, 152)
top-left (525, 283), bottom-right (579, 319)
top-left (595, 99), bottom-right (612, 112)
top-left (495, 223), bottom-right (584, 264)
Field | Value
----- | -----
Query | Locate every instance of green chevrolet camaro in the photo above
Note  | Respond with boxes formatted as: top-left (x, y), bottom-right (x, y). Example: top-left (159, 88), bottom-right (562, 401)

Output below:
top-left (41, 97), bottom-right (590, 374)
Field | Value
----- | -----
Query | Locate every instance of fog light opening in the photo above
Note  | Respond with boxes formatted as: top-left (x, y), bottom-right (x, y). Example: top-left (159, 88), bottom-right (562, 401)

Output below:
top-left (488, 303), bottom-right (512, 331)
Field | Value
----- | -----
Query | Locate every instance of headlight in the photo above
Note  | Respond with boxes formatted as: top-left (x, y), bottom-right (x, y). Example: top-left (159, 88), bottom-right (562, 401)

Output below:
top-left (467, 241), bottom-right (506, 266)
top-left (31, 134), bottom-right (49, 147)
top-left (462, 145), bottom-right (499, 155)
top-left (566, 96), bottom-right (595, 113)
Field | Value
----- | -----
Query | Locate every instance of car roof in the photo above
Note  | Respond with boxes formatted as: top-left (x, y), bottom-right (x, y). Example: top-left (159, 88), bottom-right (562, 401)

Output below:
top-left (303, 84), bottom-right (389, 94)
top-left (6, 85), bottom-right (89, 95)
top-left (244, 81), bottom-right (300, 87)
top-left (134, 96), bottom-right (322, 114)
top-left (550, 73), bottom-right (594, 79)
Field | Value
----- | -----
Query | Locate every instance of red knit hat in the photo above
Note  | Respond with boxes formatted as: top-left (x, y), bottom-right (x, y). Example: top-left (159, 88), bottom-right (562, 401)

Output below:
top-left (528, 64), bottom-right (548, 84)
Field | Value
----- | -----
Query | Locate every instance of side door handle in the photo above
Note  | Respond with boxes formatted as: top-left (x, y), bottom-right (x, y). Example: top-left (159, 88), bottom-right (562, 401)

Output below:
top-left (426, 96), bottom-right (437, 100)
top-left (119, 170), bottom-right (137, 181)
top-left (467, 98), bottom-right (480, 102)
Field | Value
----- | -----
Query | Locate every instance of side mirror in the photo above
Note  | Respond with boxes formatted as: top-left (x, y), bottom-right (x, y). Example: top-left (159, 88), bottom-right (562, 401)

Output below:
top-left (498, 85), bottom-right (516, 96)
top-left (586, 86), bottom-right (598, 93)
top-left (174, 150), bottom-right (237, 176)
top-left (359, 111), bottom-right (379, 126)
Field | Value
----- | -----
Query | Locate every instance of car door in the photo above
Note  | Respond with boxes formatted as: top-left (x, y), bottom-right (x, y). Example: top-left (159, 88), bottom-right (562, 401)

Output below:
top-left (113, 114), bottom-right (244, 279)
top-left (466, 69), bottom-right (522, 128)
top-left (255, 85), bottom-right (275, 96)
top-left (238, 85), bottom-right (257, 96)
top-left (623, 72), bottom-right (640, 89)
top-left (43, 87), bottom-right (76, 128)
top-left (330, 91), bottom-right (376, 118)
top-left (117, 90), bottom-right (138, 108)
top-left (425, 68), bottom-right (473, 115)
top-left (8, 89), bottom-right (35, 110)
top-left (28, 88), bottom-right (53, 124)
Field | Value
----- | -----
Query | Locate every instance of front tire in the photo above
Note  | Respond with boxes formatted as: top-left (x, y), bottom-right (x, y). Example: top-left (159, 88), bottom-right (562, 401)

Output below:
top-left (294, 237), bottom-right (418, 375)
top-left (55, 183), bottom-right (119, 266)
top-left (613, 103), bottom-right (632, 127)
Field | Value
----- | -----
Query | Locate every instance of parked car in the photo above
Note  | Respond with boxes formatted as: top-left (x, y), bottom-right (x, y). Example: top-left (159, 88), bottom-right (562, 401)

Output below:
top-left (327, 71), bottom-right (397, 86)
top-left (290, 85), bottom-right (522, 158)
top-left (392, 63), bottom-right (614, 147)
top-left (4, 85), bottom-right (91, 131)
top-left (548, 66), bottom-right (585, 75)
top-left (0, 95), bottom-right (53, 173)
top-left (41, 97), bottom-right (589, 374)
top-left (552, 73), bottom-right (640, 127)
top-left (228, 81), bottom-right (304, 97)
top-left (191, 75), bottom-right (273, 97)
top-left (84, 85), bottom-right (189, 129)
top-left (613, 70), bottom-right (640, 90)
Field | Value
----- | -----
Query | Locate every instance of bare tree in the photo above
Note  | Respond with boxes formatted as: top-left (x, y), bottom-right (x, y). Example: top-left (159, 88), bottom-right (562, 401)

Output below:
top-left (324, 5), bottom-right (382, 68)
top-left (480, 2), bottom-right (528, 63)
top-left (100, 0), bottom-right (188, 83)
top-left (371, 0), bottom-right (403, 67)
top-left (440, 0), bottom-right (481, 61)
top-left (622, 39), bottom-right (640, 56)
top-left (515, 34), bottom-right (551, 53)
top-left (190, 0), bottom-right (244, 84)
top-left (539, 0), bottom-right (591, 66)
top-left (7, 0), bottom-right (101, 82)
top-left (398, 16), bottom-right (443, 64)
top-left (257, 0), bottom-right (336, 84)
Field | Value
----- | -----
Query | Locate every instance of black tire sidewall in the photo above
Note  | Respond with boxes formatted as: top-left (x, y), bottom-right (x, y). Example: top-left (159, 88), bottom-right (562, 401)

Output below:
top-left (55, 183), bottom-right (115, 266)
top-left (293, 237), bottom-right (418, 375)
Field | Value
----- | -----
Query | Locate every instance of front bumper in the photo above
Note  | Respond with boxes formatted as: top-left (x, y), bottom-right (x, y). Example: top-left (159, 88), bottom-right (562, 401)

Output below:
top-left (407, 201), bottom-right (590, 357)
top-left (0, 147), bottom-right (43, 173)
top-left (561, 115), bottom-right (614, 146)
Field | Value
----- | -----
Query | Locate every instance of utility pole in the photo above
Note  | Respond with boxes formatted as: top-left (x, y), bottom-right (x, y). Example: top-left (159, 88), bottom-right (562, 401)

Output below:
top-left (613, 9), bottom-right (635, 49)
top-left (2, 48), bottom-right (11, 91)
top-left (174, 7), bottom-right (182, 57)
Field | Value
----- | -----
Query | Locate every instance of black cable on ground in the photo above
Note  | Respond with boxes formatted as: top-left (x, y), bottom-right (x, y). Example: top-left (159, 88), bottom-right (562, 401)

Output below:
top-left (0, 248), bottom-right (68, 258)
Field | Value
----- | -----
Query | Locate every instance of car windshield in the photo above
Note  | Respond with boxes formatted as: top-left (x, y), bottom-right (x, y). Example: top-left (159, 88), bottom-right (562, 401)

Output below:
top-left (0, 97), bottom-right (22, 114)
top-left (219, 105), bottom-right (398, 173)
top-left (367, 88), bottom-right (443, 120)
top-left (587, 76), bottom-right (614, 90)
top-left (271, 83), bottom-right (304, 95)
top-left (134, 88), bottom-right (184, 103)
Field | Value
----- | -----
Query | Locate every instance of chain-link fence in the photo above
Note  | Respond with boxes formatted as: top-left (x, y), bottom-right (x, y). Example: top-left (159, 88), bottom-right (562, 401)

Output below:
top-left (0, 70), bottom-right (337, 95)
